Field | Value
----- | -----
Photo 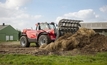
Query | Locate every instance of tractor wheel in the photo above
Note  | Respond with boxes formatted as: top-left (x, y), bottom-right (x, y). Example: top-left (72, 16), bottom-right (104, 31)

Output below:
top-left (38, 35), bottom-right (50, 46)
top-left (20, 36), bottom-right (30, 47)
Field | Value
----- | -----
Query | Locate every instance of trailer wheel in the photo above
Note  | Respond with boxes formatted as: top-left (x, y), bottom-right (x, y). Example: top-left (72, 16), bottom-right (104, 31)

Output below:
top-left (20, 36), bottom-right (30, 47)
top-left (38, 35), bottom-right (50, 46)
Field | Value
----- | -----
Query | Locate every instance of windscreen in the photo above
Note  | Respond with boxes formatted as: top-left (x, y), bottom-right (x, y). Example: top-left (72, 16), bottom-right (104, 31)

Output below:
top-left (40, 23), bottom-right (49, 30)
top-left (39, 23), bottom-right (56, 30)
top-left (49, 23), bottom-right (56, 29)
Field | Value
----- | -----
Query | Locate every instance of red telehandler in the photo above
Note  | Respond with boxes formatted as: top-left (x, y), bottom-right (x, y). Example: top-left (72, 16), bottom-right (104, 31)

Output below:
top-left (20, 19), bottom-right (81, 47)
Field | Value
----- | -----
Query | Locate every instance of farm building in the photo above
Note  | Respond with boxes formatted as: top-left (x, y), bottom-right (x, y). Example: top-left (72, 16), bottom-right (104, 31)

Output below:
top-left (0, 23), bottom-right (18, 41)
top-left (80, 22), bottom-right (107, 35)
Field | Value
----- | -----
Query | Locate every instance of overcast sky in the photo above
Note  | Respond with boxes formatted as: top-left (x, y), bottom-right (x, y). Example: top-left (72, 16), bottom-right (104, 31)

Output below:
top-left (0, 0), bottom-right (107, 30)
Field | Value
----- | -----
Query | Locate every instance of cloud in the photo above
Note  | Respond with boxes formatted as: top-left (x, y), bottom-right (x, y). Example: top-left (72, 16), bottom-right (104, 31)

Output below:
top-left (100, 5), bottom-right (107, 13)
top-left (5, 0), bottom-right (31, 9)
top-left (0, 0), bottom-right (42, 30)
top-left (56, 9), bottom-right (105, 23)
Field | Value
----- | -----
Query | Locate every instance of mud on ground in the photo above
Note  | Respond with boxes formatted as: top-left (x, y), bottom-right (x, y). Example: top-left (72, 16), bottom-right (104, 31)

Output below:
top-left (0, 42), bottom-right (38, 55)
top-left (0, 42), bottom-right (81, 55)
top-left (0, 42), bottom-right (82, 56)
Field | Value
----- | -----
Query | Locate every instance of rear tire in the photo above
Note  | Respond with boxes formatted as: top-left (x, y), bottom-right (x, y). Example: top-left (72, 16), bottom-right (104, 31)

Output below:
top-left (20, 36), bottom-right (30, 47)
top-left (38, 35), bottom-right (50, 46)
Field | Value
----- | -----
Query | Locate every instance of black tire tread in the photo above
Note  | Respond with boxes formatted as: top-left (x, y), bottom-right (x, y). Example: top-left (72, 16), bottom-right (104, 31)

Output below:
top-left (38, 35), bottom-right (51, 46)
top-left (20, 36), bottom-right (30, 47)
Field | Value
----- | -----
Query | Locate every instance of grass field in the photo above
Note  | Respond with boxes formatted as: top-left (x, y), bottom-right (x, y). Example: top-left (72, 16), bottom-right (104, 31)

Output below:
top-left (0, 52), bottom-right (107, 65)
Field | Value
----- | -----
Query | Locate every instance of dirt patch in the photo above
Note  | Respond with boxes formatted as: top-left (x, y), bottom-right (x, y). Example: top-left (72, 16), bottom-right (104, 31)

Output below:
top-left (0, 42), bottom-right (38, 55)
top-left (82, 34), bottom-right (107, 53)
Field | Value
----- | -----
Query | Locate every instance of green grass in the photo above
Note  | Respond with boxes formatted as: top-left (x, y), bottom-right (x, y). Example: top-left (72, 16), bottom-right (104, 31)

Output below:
top-left (0, 52), bottom-right (107, 65)
top-left (30, 43), bottom-right (37, 47)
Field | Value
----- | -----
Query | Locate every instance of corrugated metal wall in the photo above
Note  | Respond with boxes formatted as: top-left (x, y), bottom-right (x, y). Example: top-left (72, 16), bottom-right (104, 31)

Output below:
top-left (80, 22), bottom-right (107, 36)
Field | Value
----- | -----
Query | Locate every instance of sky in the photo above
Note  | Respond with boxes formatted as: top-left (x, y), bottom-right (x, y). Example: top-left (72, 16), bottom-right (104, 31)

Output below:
top-left (0, 0), bottom-right (107, 30)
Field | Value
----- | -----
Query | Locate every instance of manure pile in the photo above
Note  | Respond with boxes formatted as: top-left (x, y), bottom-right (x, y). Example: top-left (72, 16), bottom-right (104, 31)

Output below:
top-left (34, 28), bottom-right (107, 55)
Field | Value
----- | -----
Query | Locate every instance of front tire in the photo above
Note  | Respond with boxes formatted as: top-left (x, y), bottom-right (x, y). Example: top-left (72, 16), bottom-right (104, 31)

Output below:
top-left (38, 35), bottom-right (50, 46)
top-left (20, 36), bottom-right (30, 47)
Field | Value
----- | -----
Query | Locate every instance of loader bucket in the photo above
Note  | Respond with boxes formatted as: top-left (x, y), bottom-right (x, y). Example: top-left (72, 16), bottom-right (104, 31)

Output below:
top-left (58, 19), bottom-right (82, 36)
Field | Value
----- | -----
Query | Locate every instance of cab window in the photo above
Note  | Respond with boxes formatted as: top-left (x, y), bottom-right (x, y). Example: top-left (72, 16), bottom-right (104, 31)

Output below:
top-left (40, 23), bottom-right (49, 30)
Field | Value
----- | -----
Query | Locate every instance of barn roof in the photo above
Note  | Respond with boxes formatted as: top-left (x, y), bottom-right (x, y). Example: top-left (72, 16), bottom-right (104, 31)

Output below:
top-left (0, 25), bottom-right (9, 30)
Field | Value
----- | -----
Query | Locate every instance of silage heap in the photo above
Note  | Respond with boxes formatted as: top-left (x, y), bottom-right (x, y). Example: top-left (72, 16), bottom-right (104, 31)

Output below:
top-left (35, 28), bottom-right (107, 55)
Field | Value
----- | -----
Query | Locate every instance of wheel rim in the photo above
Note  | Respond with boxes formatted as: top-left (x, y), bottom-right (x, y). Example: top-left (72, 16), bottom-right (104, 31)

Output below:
top-left (40, 37), bottom-right (46, 45)
top-left (21, 38), bottom-right (25, 46)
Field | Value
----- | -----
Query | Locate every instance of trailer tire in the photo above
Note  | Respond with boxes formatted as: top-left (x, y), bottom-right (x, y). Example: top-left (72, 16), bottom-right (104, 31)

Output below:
top-left (20, 36), bottom-right (30, 47)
